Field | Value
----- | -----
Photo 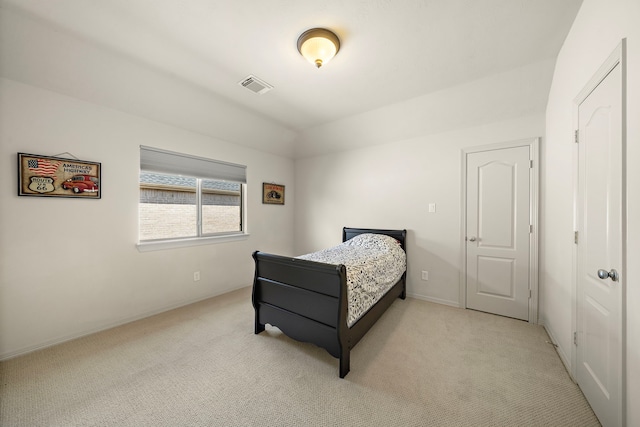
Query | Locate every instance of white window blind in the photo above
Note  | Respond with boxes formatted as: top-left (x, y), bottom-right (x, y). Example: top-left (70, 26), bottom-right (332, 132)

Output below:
top-left (140, 146), bottom-right (246, 183)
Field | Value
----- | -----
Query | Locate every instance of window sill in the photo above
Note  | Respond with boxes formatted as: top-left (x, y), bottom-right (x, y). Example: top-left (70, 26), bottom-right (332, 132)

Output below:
top-left (136, 233), bottom-right (249, 252)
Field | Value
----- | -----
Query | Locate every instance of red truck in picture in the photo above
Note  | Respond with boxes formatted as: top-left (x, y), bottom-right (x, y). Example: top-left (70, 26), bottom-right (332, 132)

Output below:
top-left (62, 175), bottom-right (99, 194)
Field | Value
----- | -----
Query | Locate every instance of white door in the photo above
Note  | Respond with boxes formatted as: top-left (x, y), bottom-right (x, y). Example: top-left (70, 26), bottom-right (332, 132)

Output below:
top-left (465, 145), bottom-right (531, 321)
top-left (575, 49), bottom-right (624, 427)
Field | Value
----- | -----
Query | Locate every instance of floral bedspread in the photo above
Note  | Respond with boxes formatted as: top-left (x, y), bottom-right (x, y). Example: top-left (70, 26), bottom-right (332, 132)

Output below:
top-left (297, 233), bottom-right (406, 327)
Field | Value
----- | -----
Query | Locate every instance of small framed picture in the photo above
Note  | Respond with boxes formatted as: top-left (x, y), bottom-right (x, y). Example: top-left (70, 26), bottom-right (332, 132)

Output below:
top-left (263, 183), bottom-right (284, 205)
top-left (18, 153), bottom-right (101, 199)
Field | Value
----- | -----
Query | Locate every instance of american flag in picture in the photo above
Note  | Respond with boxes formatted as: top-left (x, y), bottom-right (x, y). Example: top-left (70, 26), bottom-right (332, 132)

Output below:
top-left (27, 158), bottom-right (61, 176)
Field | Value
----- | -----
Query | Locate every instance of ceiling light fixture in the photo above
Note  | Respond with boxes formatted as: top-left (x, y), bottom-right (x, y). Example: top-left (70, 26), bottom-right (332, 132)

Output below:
top-left (297, 28), bottom-right (340, 69)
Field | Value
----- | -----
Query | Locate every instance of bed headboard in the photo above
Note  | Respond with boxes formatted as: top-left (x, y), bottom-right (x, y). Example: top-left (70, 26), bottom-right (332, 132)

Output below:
top-left (342, 227), bottom-right (407, 252)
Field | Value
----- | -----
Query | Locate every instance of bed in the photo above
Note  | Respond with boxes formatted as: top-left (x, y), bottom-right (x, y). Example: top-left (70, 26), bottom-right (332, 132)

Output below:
top-left (251, 227), bottom-right (407, 378)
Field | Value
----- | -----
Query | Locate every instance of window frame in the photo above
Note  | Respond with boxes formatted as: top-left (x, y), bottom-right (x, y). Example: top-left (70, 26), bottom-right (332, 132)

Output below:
top-left (137, 146), bottom-right (249, 252)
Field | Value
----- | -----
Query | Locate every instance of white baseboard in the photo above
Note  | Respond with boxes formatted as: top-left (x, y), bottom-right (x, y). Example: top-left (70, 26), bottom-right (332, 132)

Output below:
top-left (407, 292), bottom-right (460, 308)
top-left (0, 285), bottom-right (248, 361)
top-left (543, 324), bottom-right (574, 381)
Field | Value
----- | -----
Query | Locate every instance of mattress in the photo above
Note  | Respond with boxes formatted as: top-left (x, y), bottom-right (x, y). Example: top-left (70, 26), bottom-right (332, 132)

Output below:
top-left (297, 233), bottom-right (407, 327)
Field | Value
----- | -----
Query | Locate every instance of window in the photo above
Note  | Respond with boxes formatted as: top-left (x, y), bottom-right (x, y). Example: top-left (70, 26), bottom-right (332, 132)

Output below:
top-left (138, 146), bottom-right (246, 247)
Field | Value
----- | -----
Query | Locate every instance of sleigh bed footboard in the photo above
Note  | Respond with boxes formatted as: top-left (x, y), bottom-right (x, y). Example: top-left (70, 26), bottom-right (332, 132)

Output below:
top-left (252, 251), bottom-right (349, 372)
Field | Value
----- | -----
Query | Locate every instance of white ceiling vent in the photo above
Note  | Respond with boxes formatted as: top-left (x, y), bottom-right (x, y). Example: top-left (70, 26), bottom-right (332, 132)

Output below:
top-left (238, 75), bottom-right (273, 95)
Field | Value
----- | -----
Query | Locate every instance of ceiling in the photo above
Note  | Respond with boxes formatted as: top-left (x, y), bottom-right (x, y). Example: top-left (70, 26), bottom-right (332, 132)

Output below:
top-left (0, 0), bottom-right (583, 158)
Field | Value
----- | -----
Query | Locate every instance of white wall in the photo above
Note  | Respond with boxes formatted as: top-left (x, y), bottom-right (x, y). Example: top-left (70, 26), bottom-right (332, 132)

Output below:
top-left (0, 6), bottom-right (297, 158)
top-left (0, 78), bottom-right (295, 359)
top-left (542, 0), bottom-right (640, 424)
top-left (295, 59), bottom-right (555, 158)
top-left (294, 114), bottom-right (544, 306)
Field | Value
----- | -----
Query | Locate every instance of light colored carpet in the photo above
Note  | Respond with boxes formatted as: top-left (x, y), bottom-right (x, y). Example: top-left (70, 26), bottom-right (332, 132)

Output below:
top-left (0, 287), bottom-right (599, 426)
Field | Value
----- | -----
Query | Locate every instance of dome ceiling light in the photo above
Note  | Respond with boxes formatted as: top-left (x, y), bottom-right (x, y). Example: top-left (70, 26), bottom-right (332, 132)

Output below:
top-left (297, 28), bottom-right (340, 69)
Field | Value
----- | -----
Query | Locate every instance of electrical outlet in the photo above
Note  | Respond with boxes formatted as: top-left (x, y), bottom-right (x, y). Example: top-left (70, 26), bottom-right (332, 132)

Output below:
top-left (193, 271), bottom-right (201, 282)
top-left (421, 271), bottom-right (429, 281)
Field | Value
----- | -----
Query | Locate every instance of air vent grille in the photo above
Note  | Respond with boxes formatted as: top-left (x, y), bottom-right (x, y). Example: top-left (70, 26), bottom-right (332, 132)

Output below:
top-left (238, 75), bottom-right (273, 95)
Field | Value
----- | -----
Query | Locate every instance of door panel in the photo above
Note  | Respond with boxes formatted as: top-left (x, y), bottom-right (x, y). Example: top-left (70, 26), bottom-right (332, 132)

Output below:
top-left (576, 59), bottom-right (623, 427)
top-left (477, 257), bottom-right (514, 298)
top-left (466, 146), bottom-right (530, 320)
top-left (478, 162), bottom-right (516, 248)
top-left (584, 295), bottom-right (611, 397)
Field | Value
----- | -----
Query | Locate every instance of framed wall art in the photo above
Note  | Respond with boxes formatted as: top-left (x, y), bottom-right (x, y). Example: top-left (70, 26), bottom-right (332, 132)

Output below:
top-left (262, 183), bottom-right (284, 205)
top-left (18, 153), bottom-right (101, 199)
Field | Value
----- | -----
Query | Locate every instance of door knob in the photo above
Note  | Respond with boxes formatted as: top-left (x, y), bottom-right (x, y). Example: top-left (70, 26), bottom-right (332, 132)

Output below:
top-left (468, 236), bottom-right (477, 242)
top-left (597, 269), bottom-right (619, 282)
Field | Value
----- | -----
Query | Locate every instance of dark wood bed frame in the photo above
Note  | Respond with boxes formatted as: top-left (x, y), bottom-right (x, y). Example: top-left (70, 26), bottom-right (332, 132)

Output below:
top-left (252, 227), bottom-right (407, 378)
